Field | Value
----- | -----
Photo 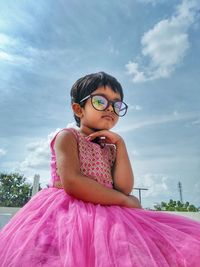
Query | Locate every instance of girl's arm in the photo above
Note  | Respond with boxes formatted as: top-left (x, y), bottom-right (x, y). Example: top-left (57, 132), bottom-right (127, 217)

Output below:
top-left (54, 131), bottom-right (140, 208)
top-left (112, 139), bottom-right (134, 195)
top-left (87, 130), bottom-right (134, 196)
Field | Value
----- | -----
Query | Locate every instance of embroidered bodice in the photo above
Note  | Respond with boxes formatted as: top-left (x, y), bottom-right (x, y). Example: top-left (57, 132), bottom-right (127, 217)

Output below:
top-left (50, 128), bottom-right (116, 189)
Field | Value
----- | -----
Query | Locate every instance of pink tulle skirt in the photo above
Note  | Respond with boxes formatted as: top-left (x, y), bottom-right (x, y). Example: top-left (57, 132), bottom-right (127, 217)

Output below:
top-left (0, 187), bottom-right (200, 267)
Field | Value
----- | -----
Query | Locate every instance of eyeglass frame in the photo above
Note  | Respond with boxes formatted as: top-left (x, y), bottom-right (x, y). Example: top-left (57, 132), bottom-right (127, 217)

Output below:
top-left (79, 94), bottom-right (128, 117)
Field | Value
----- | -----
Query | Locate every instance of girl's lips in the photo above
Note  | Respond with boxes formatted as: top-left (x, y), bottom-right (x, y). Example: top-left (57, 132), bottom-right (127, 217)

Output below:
top-left (101, 115), bottom-right (114, 121)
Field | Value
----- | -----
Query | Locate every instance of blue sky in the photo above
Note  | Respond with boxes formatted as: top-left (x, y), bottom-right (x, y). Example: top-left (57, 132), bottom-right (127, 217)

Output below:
top-left (0, 0), bottom-right (199, 208)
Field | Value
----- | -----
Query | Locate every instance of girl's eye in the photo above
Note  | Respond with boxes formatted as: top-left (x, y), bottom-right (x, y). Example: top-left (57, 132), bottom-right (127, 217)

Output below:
top-left (93, 99), bottom-right (104, 106)
top-left (97, 99), bottom-right (105, 105)
top-left (114, 102), bottom-right (122, 110)
top-left (92, 96), bottom-right (107, 108)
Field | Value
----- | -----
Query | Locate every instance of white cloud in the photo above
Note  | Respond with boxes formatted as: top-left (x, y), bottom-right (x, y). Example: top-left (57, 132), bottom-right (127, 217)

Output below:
top-left (191, 119), bottom-right (200, 125)
top-left (19, 123), bottom-right (77, 172)
top-left (126, 0), bottom-right (199, 82)
top-left (19, 128), bottom-right (61, 171)
top-left (184, 117), bottom-right (200, 128)
top-left (128, 103), bottom-right (143, 111)
top-left (137, 0), bottom-right (166, 6)
top-left (130, 150), bottom-right (140, 157)
top-left (134, 173), bottom-right (169, 197)
top-left (66, 122), bottom-right (79, 129)
top-left (0, 33), bottom-right (17, 46)
top-left (0, 33), bottom-right (78, 73)
top-left (117, 111), bottom-right (200, 132)
top-left (106, 36), bottom-right (119, 55)
top-left (16, 125), bottom-right (78, 186)
top-left (173, 110), bottom-right (179, 116)
top-left (0, 50), bottom-right (30, 65)
top-left (126, 62), bottom-right (146, 83)
top-left (0, 148), bottom-right (6, 157)
top-left (0, 33), bottom-right (34, 66)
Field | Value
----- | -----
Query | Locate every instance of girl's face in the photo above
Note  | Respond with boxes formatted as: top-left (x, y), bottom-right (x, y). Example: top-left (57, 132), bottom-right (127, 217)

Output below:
top-left (75, 86), bottom-right (121, 133)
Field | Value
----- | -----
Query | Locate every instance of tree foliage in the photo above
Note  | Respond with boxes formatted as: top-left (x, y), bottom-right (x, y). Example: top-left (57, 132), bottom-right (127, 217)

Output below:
top-left (0, 172), bottom-right (42, 207)
top-left (154, 199), bottom-right (199, 212)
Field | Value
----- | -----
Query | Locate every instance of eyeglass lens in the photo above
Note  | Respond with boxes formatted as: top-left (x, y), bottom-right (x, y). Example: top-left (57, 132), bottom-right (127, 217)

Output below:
top-left (91, 95), bottom-right (127, 116)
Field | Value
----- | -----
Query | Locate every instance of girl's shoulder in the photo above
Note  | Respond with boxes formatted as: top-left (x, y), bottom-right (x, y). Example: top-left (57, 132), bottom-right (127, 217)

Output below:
top-left (50, 128), bottom-right (79, 151)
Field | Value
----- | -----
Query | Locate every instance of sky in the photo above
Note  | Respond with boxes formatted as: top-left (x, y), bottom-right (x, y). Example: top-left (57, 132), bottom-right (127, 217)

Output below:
top-left (0, 0), bottom-right (199, 208)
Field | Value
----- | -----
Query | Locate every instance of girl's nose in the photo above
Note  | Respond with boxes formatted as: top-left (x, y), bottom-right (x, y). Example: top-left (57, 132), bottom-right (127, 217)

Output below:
top-left (106, 103), bottom-right (114, 112)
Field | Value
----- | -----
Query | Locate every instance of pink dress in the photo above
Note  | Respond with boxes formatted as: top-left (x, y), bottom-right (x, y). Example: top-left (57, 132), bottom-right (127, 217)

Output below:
top-left (0, 128), bottom-right (200, 267)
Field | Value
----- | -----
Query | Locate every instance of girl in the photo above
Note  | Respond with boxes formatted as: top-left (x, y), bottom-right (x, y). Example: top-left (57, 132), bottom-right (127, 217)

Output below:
top-left (0, 72), bottom-right (200, 267)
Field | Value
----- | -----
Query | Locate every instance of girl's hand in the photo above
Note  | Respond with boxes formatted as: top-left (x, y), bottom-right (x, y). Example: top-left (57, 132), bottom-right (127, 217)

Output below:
top-left (86, 130), bottom-right (123, 145)
top-left (124, 195), bottom-right (142, 209)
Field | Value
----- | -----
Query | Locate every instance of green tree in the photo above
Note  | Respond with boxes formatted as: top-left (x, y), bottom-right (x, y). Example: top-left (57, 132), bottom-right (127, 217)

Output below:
top-left (188, 204), bottom-right (198, 212)
top-left (161, 201), bottom-right (167, 209)
top-left (154, 199), bottom-right (199, 212)
top-left (0, 172), bottom-right (42, 207)
top-left (166, 199), bottom-right (176, 211)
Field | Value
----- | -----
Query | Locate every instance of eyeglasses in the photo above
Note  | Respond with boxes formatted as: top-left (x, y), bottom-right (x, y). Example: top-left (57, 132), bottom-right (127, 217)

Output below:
top-left (79, 94), bottom-right (128, 117)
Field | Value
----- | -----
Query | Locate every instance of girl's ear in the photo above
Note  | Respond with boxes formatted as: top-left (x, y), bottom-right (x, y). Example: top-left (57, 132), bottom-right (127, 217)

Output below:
top-left (72, 103), bottom-right (83, 118)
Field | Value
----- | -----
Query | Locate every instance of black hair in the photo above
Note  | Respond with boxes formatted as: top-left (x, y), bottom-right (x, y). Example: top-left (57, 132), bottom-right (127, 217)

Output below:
top-left (70, 71), bottom-right (124, 127)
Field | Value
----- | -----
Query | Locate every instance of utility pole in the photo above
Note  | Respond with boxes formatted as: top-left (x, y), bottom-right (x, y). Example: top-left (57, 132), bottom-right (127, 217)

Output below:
top-left (178, 181), bottom-right (183, 203)
top-left (32, 174), bottom-right (40, 197)
top-left (134, 187), bottom-right (148, 204)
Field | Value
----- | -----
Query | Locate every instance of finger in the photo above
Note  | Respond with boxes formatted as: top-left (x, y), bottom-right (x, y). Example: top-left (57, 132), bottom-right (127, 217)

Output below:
top-left (86, 130), bottom-right (108, 140)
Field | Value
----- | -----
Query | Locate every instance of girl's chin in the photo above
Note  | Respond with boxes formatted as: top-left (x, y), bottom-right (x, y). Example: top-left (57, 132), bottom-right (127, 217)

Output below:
top-left (99, 125), bottom-right (113, 131)
top-left (88, 121), bottom-right (116, 131)
top-left (92, 125), bottom-right (112, 131)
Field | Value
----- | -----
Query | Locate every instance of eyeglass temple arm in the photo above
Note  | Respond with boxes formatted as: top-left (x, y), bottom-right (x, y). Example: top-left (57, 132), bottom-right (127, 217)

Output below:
top-left (79, 95), bottom-right (91, 103)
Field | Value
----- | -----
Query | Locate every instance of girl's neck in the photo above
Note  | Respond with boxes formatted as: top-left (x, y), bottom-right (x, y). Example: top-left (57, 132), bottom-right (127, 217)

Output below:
top-left (79, 125), bottom-right (99, 136)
